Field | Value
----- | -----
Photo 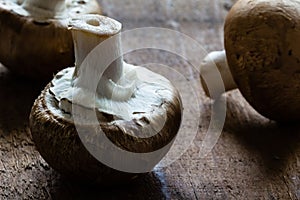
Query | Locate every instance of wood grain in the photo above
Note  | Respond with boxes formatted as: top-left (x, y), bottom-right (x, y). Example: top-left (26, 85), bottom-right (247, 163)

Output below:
top-left (0, 1), bottom-right (299, 199)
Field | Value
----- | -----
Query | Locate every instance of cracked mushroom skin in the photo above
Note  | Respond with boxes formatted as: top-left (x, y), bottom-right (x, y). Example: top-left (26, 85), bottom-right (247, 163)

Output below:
top-left (29, 15), bottom-right (182, 184)
top-left (225, 0), bottom-right (300, 121)
top-left (0, 0), bottom-right (101, 79)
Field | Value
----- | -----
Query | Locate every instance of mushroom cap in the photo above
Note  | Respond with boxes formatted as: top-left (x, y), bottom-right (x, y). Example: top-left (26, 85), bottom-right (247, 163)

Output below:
top-left (0, 0), bottom-right (101, 80)
top-left (225, 0), bottom-right (300, 121)
top-left (29, 66), bottom-right (182, 184)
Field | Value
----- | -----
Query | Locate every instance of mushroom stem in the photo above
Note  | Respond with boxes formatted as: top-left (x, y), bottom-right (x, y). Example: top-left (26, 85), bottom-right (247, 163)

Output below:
top-left (200, 50), bottom-right (237, 98)
top-left (22, 0), bottom-right (65, 17)
top-left (70, 15), bottom-right (133, 101)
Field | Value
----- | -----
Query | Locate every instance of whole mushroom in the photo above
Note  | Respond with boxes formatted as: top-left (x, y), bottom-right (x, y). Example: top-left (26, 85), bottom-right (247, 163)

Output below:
top-left (29, 15), bottom-right (182, 184)
top-left (0, 0), bottom-right (101, 79)
top-left (201, 0), bottom-right (300, 122)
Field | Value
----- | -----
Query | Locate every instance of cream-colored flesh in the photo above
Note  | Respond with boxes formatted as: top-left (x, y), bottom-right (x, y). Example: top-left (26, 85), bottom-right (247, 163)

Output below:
top-left (200, 50), bottom-right (237, 98)
top-left (49, 63), bottom-right (175, 121)
top-left (47, 15), bottom-right (177, 124)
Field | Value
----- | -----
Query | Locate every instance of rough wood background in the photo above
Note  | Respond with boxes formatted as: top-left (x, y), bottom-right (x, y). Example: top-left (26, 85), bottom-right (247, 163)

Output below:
top-left (0, 0), bottom-right (299, 199)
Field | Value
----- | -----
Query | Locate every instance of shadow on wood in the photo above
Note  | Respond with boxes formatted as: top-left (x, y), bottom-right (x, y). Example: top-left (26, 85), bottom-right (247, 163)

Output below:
top-left (224, 91), bottom-right (300, 175)
top-left (0, 65), bottom-right (47, 130)
top-left (49, 171), bottom-right (176, 200)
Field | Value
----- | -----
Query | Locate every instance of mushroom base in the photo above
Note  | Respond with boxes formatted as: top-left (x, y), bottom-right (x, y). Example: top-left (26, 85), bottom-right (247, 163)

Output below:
top-left (29, 66), bottom-right (182, 184)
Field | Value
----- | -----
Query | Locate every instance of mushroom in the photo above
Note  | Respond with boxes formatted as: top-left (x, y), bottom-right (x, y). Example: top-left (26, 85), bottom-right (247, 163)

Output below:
top-left (201, 0), bottom-right (300, 122)
top-left (0, 0), bottom-right (101, 79)
top-left (29, 14), bottom-right (182, 184)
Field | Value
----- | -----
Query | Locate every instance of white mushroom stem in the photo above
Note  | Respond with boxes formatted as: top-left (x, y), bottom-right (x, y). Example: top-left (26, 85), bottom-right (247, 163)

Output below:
top-left (70, 15), bottom-right (134, 101)
top-left (200, 50), bottom-right (237, 98)
top-left (22, 0), bottom-right (65, 17)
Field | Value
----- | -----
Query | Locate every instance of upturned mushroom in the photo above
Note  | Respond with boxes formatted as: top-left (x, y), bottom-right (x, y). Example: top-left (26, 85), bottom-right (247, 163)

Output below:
top-left (201, 0), bottom-right (300, 122)
top-left (29, 14), bottom-right (182, 184)
top-left (0, 0), bottom-right (101, 79)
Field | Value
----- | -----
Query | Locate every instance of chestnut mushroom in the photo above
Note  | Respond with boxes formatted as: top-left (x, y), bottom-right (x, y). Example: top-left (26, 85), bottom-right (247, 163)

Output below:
top-left (0, 0), bottom-right (101, 79)
top-left (29, 15), bottom-right (182, 184)
top-left (201, 0), bottom-right (300, 122)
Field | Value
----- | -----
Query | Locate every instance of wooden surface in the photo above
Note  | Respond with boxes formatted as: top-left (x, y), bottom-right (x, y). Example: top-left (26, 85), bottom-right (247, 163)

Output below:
top-left (0, 1), bottom-right (300, 199)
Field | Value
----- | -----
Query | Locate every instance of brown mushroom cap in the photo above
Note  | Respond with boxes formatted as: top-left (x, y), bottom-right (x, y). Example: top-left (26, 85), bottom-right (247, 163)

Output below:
top-left (225, 0), bottom-right (300, 121)
top-left (29, 66), bottom-right (182, 184)
top-left (0, 0), bottom-right (101, 80)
